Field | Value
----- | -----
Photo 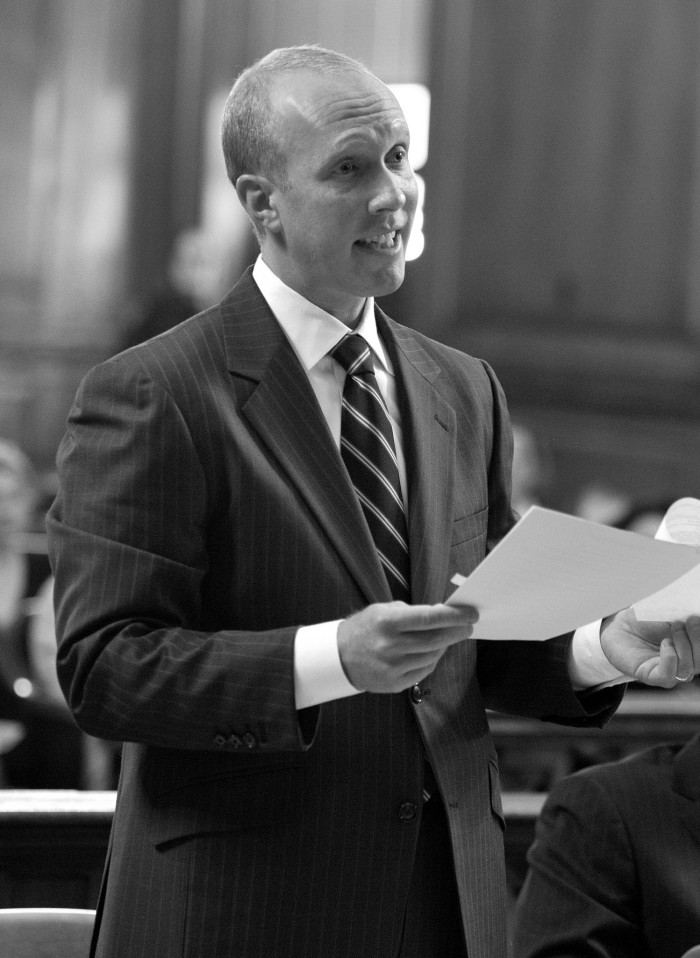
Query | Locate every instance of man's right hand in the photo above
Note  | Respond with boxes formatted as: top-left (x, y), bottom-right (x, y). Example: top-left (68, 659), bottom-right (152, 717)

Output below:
top-left (337, 602), bottom-right (479, 694)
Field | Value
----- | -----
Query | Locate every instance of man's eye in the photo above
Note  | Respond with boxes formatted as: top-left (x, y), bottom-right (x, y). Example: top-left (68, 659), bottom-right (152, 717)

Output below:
top-left (336, 161), bottom-right (356, 175)
top-left (389, 148), bottom-right (408, 165)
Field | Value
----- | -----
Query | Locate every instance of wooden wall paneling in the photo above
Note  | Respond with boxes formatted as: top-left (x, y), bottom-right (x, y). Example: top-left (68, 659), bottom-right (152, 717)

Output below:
top-left (2, 0), bottom-right (217, 466)
top-left (0, 1), bottom-right (44, 342)
top-left (416, 0), bottom-right (700, 510)
top-left (418, 0), bottom-right (699, 333)
top-left (0, 3), bottom-right (42, 457)
top-left (0, 0), bottom-right (142, 464)
top-left (197, 0), bottom-right (264, 287)
top-left (201, 0), bottom-right (251, 96)
top-left (128, 0), bottom-right (194, 303)
top-left (33, 0), bottom-right (139, 346)
top-left (170, 0), bottom-right (210, 239)
top-left (683, 17), bottom-right (700, 337)
top-left (402, 0), bottom-right (476, 338)
top-left (240, 0), bottom-right (429, 82)
top-left (456, 0), bottom-right (697, 331)
top-left (129, 0), bottom-right (221, 290)
top-left (512, 405), bottom-right (700, 514)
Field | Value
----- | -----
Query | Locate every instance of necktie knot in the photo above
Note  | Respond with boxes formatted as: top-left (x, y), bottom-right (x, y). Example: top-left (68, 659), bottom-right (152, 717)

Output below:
top-left (330, 335), bottom-right (374, 378)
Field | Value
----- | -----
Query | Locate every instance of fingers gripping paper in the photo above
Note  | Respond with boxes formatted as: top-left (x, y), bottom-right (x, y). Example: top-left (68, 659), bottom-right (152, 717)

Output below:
top-left (447, 505), bottom-right (700, 641)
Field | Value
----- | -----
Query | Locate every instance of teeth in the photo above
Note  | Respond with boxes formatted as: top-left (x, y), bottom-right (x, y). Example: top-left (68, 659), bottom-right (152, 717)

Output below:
top-left (361, 231), bottom-right (397, 248)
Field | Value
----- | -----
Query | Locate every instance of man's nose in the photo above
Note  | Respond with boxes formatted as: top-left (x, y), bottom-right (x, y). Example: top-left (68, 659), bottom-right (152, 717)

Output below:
top-left (368, 169), bottom-right (407, 214)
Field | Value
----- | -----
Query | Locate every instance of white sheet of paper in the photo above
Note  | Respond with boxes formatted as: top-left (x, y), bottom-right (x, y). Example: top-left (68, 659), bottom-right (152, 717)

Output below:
top-left (446, 505), bottom-right (700, 641)
top-left (634, 498), bottom-right (700, 621)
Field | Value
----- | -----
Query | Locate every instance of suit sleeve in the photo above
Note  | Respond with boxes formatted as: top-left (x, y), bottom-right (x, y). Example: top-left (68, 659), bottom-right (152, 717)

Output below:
top-left (47, 358), bottom-right (318, 753)
top-left (512, 772), bottom-right (643, 958)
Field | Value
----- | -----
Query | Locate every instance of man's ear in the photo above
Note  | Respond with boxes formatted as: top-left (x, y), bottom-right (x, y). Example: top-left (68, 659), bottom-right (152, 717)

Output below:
top-left (235, 175), bottom-right (282, 235)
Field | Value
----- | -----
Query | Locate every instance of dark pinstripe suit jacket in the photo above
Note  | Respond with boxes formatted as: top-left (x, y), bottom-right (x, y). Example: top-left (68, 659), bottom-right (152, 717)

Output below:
top-left (513, 734), bottom-right (700, 958)
top-left (48, 268), bottom-right (621, 958)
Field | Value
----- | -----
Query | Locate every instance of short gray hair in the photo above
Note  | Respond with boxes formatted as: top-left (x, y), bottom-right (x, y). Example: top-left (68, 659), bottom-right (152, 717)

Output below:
top-left (220, 45), bottom-right (374, 189)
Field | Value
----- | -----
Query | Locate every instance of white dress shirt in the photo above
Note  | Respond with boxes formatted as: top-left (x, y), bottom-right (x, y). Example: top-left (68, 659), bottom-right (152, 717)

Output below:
top-left (251, 257), bottom-right (628, 709)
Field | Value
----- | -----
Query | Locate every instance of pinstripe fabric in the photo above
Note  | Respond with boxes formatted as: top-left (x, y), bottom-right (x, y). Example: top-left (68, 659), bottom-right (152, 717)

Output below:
top-left (514, 736), bottom-right (700, 958)
top-left (48, 268), bottom-right (623, 958)
top-left (331, 334), bottom-right (411, 602)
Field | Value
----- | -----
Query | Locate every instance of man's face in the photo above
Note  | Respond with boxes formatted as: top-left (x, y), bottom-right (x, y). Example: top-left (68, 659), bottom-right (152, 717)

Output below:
top-left (262, 68), bottom-right (418, 324)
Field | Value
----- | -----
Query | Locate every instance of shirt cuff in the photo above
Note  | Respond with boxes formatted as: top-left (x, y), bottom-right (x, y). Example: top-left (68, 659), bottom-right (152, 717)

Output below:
top-left (568, 619), bottom-right (631, 690)
top-left (294, 620), bottom-right (362, 710)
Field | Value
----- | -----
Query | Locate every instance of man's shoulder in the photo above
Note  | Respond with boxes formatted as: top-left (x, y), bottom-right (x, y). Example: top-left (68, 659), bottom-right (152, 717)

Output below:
top-left (548, 740), bottom-right (683, 811)
top-left (107, 303), bottom-right (224, 372)
top-left (378, 310), bottom-right (492, 379)
top-left (73, 301), bottom-right (230, 414)
top-left (104, 267), bottom-right (260, 376)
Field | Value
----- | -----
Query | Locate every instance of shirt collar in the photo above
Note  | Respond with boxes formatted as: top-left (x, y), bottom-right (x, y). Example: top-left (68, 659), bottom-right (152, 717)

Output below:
top-left (252, 256), bottom-right (391, 374)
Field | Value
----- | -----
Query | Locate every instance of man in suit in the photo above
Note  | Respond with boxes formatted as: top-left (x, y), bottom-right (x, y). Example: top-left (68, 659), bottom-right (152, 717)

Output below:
top-left (512, 731), bottom-right (700, 958)
top-left (47, 46), bottom-right (700, 958)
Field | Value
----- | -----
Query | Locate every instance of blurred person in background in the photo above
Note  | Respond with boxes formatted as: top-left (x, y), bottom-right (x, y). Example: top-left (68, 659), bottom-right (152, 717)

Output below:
top-left (119, 227), bottom-right (227, 349)
top-left (0, 439), bottom-right (45, 613)
top-left (573, 481), bottom-right (633, 527)
top-left (0, 439), bottom-right (82, 787)
top-left (613, 499), bottom-right (678, 537)
top-left (510, 423), bottom-right (556, 518)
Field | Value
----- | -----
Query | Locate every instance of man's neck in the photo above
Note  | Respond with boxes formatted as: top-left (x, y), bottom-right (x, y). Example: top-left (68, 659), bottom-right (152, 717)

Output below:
top-left (257, 254), bottom-right (367, 327)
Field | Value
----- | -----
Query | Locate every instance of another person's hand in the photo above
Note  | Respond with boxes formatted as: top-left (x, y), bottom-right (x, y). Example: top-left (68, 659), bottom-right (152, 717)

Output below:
top-left (337, 602), bottom-right (478, 694)
top-left (600, 607), bottom-right (700, 687)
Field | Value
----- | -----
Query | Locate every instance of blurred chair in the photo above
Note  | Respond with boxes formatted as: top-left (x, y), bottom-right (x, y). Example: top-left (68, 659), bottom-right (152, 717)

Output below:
top-left (0, 908), bottom-right (95, 957)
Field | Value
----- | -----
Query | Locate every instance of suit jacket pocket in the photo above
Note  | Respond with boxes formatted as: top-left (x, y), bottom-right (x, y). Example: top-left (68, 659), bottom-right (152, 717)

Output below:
top-left (451, 507), bottom-right (488, 548)
top-left (150, 762), bottom-right (305, 847)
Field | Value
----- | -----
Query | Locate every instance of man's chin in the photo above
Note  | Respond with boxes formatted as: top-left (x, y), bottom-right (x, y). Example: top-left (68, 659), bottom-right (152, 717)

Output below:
top-left (367, 262), bottom-right (406, 299)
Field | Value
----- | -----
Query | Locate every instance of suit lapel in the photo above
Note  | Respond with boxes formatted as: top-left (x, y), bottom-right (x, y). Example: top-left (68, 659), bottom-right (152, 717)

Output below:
top-left (377, 310), bottom-right (456, 605)
top-left (220, 271), bottom-right (391, 606)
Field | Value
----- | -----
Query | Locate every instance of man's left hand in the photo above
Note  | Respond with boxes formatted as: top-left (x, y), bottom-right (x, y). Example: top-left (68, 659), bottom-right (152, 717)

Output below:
top-left (600, 609), bottom-right (700, 687)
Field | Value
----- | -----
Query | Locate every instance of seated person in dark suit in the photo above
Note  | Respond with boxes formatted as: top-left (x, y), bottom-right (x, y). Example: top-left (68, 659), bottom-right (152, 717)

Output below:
top-left (512, 729), bottom-right (700, 958)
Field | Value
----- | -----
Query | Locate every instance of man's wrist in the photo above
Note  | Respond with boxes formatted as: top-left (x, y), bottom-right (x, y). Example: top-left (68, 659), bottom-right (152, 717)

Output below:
top-left (294, 620), bottom-right (361, 709)
top-left (568, 618), bottom-right (629, 690)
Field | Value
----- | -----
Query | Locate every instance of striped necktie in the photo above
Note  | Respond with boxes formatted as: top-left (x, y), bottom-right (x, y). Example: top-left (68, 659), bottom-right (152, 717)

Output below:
top-left (330, 334), bottom-right (411, 602)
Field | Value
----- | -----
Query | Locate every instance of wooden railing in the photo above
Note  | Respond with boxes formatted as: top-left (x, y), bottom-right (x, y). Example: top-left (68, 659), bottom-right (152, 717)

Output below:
top-left (489, 685), bottom-right (700, 747)
top-left (0, 685), bottom-right (695, 909)
top-left (0, 791), bottom-right (113, 908)
top-left (0, 789), bottom-right (544, 909)
top-left (490, 684), bottom-right (700, 794)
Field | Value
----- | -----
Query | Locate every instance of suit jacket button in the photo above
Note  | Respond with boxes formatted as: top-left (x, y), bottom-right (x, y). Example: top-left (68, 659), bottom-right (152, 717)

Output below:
top-left (398, 801), bottom-right (418, 823)
top-left (410, 684), bottom-right (423, 704)
top-left (242, 732), bottom-right (257, 749)
top-left (227, 734), bottom-right (243, 749)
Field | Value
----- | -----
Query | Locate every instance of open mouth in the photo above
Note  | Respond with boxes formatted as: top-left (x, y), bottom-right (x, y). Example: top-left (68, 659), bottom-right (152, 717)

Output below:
top-left (356, 230), bottom-right (399, 251)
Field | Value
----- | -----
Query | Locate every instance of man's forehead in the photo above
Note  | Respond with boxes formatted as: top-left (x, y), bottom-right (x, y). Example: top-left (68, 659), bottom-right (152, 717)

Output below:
top-left (271, 69), bottom-right (406, 134)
